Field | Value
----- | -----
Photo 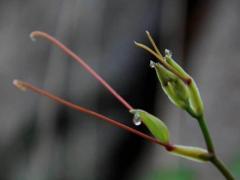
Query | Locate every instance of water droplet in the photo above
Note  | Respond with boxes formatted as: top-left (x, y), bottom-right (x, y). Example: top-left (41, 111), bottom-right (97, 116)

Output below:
top-left (133, 114), bottom-right (142, 126)
top-left (165, 49), bottom-right (172, 57)
top-left (149, 60), bottom-right (156, 68)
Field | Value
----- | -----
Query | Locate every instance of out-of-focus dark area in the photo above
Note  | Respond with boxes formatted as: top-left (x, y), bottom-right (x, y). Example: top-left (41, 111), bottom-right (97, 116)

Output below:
top-left (0, 0), bottom-right (240, 179)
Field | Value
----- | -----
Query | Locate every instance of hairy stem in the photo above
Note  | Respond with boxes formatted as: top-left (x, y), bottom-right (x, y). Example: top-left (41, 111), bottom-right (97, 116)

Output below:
top-left (30, 31), bottom-right (133, 111)
top-left (13, 80), bottom-right (174, 150)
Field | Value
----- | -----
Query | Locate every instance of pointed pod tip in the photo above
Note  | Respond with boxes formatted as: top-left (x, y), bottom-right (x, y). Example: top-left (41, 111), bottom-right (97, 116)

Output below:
top-left (134, 40), bottom-right (139, 45)
top-left (13, 79), bottom-right (27, 91)
top-left (30, 31), bottom-right (46, 42)
top-left (134, 41), bottom-right (143, 47)
top-left (29, 32), bottom-right (37, 42)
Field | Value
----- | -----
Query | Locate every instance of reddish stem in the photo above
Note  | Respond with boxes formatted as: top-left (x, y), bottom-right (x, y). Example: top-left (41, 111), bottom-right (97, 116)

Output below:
top-left (30, 31), bottom-right (133, 111)
top-left (13, 80), bottom-right (173, 150)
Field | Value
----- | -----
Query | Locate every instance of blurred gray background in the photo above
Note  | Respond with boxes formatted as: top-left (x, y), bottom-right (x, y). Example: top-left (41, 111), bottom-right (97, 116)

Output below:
top-left (0, 0), bottom-right (240, 179)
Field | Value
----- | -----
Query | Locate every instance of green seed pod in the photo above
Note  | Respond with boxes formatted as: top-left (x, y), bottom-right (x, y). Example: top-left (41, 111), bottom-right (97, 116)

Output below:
top-left (164, 50), bottom-right (204, 117)
top-left (188, 81), bottom-right (204, 118)
top-left (151, 61), bottom-right (190, 110)
top-left (130, 109), bottom-right (170, 143)
top-left (170, 145), bottom-right (211, 163)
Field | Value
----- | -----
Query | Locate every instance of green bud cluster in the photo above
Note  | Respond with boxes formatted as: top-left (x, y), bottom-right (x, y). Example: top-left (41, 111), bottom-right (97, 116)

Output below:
top-left (151, 50), bottom-right (204, 118)
top-left (133, 32), bottom-right (209, 164)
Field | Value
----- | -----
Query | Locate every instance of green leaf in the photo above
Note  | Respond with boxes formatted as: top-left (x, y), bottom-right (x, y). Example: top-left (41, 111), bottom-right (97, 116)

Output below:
top-left (130, 109), bottom-right (170, 143)
top-left (170, 145), bottom-right (210, 163)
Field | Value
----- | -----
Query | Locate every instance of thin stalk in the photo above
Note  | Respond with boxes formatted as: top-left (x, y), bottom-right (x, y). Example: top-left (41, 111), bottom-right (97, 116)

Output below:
top-left (197, 116), bottom-right (215, 153)
top-left (211, 156), bottom-right (235, 180)
top-left (30, 31), bottom-right (133, 111)
top-left (197, 116), bottom-right (234, 179)
top-left (13, 79), bottom-right (174, 150)
top-left (145, 30), bottom-right (163, 58)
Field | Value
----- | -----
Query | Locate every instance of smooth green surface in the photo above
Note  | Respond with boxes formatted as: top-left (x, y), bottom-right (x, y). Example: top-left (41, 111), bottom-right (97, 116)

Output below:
top-left (130, 109), bottom-right (170, 143)
top-left (171, 145), bottom-right (209, 163)
top-left (165, 55), bottom-right (189, 79)
top-left (154, 63), bottom-right (189, 110)
top-left (165, 55), bottom-right (204, 117)
top-left (188, 81), bottom-right (204, 117)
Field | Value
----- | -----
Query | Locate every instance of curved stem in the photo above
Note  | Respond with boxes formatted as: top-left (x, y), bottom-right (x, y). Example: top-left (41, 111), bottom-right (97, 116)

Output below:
top-left (13, 80), bottom-right (173, 150)
top-left (211, 156), bottom-right (235, 180)
top-left (30, 31), bottom-right (133, 111)
top-left (198, 116), bottom-right (215, 153)
top-left (197, 116), bottom-right (234, 179)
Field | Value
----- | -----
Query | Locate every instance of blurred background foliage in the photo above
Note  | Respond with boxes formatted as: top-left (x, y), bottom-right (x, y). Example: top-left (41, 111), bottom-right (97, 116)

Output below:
top-left (0, 0), bottom-right (240, 179)
top-left (143, 167), bottom-right (195, 180)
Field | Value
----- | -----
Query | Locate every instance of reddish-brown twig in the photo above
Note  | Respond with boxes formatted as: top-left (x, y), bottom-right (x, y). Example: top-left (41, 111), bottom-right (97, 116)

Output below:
top-left (13, 79), bottom-right (174, 151)
top-left (30, 31), bottom-right (133, 111)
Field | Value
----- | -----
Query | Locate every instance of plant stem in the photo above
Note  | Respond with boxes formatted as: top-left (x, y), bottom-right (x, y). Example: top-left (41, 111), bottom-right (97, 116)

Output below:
top-left (197, 116), bottom-right (234, 179)
top-left (211, 156), bottom-right (235, 180)
top-left (30, 31), bottom-right (133, 111)
top-left (13, 80), bottom-right (174, 150)
top-left (197, 116), bottom-right (215, 153)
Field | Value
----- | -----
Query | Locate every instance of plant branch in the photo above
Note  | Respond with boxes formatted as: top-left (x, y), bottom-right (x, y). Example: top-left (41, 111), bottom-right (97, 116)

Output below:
top-left (197, 116), bottom-right (215, 153)
top-left (197, 116), bottom-right (235, 179)
top-left (211, 156), bottom-right (235, 180)
top-left (30, 31), bottom-right (133, 111)
top-left (13, 79), bottom-right (174, 150)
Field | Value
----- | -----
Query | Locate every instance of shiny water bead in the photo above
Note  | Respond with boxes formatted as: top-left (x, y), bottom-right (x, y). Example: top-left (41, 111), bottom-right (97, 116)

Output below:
top-left (133, 113), bottom-right (142, 126)
top-left (165, 49), bottom-right (172, 57)
top-left (149, 60), bottom-right (156, 68)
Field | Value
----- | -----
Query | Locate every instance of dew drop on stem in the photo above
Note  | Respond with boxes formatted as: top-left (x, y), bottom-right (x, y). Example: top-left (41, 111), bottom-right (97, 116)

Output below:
top-left (165, 49), bottom-right (172, 57)
top-left (133, 113), bottom-right (142, 126)
top-left (150, 60), bottom-right (156, 68)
